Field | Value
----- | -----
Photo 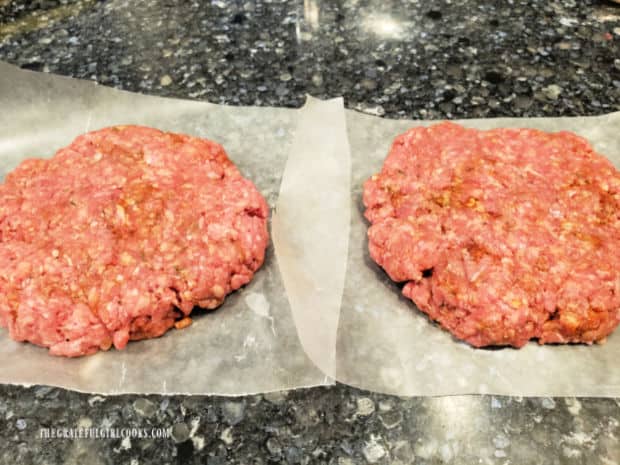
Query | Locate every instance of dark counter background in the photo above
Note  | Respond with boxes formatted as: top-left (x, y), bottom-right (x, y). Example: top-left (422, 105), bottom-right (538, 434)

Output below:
top-left (1, 1), bottom-right (619, 464)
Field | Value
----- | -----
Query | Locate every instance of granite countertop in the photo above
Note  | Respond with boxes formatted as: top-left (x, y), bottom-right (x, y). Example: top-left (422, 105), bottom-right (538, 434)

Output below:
top-left (1, 0), bottom-right (620, 464)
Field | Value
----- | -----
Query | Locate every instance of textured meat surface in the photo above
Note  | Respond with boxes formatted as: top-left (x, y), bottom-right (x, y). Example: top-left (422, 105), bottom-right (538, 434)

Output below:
top-left (0, 126), bottom-right (269, 356)
top-left (363, 122), bottom-right (620, 348)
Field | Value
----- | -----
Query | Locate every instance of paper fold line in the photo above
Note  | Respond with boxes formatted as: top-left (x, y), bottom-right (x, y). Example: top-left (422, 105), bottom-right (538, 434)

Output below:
top-left (272, 96), bottom-right (351, 381)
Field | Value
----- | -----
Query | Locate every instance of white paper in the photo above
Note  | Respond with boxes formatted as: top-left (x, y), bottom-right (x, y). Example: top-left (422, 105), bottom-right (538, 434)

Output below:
top-left (272, 96), bottom-right (350, 380)
top-left (337, 109), bottom-right (620, 397)
top-left (0, 62), bottom-right (344, 395)
top-left (3, 60), bottom-right (619, 398)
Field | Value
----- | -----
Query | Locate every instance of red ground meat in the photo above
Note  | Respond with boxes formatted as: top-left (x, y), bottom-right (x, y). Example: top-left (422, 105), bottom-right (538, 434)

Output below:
top-left (0, 126), bottom-right (269, 356)
top-left (363, 122), bottom-right (620, 348)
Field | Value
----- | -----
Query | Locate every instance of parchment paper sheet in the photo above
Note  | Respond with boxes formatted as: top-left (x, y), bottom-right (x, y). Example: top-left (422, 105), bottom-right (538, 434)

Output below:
top-left (337, 110), bottom-right (620, 397)
top-left (2, 61), bottom-right (620, 398)
top-left (272, 97), bottom-right (350, 380)
top-left (0, 62), bottom-right (345, 395)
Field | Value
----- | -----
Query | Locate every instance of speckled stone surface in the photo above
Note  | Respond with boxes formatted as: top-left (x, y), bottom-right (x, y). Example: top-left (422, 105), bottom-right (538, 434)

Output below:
top-left (1, 0), bottom-right (619, 118)
top-left (1, 384), bottom-right (620, 465)
top-left (1, 0), bottom-right (620, 463)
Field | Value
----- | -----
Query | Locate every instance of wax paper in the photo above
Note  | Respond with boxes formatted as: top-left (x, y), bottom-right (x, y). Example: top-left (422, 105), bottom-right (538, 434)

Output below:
top-left (337, 109), bottom-right (620, 397)
top-left (3, 59), bottom-right (620, 397)
top-left (0, 62), bottom-right (344, 395)
top-left (272, 97), bottom-right (350, 380)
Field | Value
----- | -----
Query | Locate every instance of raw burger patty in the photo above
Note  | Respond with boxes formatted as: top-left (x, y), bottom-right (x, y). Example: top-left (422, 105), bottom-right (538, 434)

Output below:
top-left (363, 122), bottom-right (620, 348)
top-left (0, 126), bottom-right (269, 356)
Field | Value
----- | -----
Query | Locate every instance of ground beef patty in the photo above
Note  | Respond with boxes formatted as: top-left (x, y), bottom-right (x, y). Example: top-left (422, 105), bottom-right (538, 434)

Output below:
top-left (0, 126), bottom-right (269, 356)
top-left (364, 122), bottom-right (620, 348)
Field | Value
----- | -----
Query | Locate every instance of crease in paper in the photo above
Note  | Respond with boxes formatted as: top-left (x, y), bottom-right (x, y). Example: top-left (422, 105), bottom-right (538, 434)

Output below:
top-left (272, 96), bottom-right (351, 380)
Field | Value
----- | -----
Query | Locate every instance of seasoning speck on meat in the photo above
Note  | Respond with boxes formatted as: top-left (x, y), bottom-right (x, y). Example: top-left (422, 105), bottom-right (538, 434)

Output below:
top-left (0, 126), bottom-right (269, 356)
top-left (363, 122), bottom-right (620, 348)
